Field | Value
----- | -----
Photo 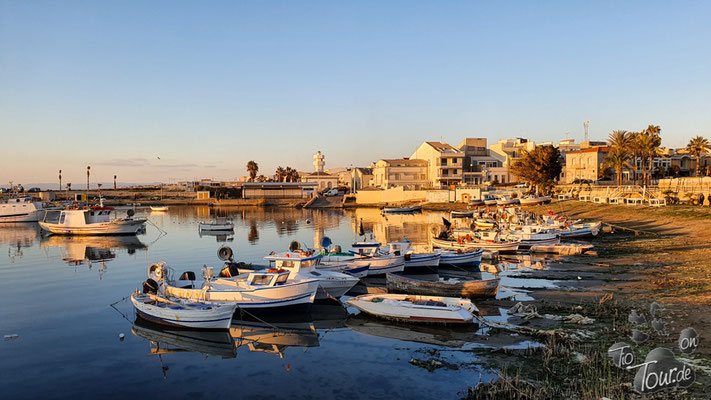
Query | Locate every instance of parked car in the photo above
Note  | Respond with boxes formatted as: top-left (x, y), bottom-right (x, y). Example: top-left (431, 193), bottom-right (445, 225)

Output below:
top-left (324, 189), bottom-right (340, 197)
top-left (28, 187), bottom-right (41, 193)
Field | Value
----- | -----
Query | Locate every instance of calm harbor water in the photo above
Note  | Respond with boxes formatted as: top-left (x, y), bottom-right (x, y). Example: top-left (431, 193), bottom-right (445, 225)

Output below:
top-left (1, 207), bottom-right (553, 400)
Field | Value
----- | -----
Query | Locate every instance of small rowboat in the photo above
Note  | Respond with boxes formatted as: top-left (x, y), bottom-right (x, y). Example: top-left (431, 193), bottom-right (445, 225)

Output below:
top-left (150, 206), bottom-right (169, 212)
top-left (198, 217), bottom-right (234, 231)
top-left (382, 205), bottom-right (422, 214)
top-left (386, 273), bottom-right (500, 298)
top-left (346, 293), bottom-right (479, 324)
top-left (131, 292), bottom-right (236, 329)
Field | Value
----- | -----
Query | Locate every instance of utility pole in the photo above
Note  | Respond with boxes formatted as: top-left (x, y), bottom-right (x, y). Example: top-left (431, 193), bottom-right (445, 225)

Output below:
top-left (86, 166), bottom-right (91, 203)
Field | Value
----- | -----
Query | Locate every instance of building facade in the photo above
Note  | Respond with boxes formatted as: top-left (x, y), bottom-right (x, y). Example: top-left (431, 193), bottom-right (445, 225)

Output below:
top-left (564, 146), bottom-right (610, 183)
top-left (457, 138), bottom-right (509, 185)
top-left (301, 151), bottom-right (339, 190)
top-left (410, 142), bottom-right (464, 188)
top-left (372, 159), bottom-right (428, 189)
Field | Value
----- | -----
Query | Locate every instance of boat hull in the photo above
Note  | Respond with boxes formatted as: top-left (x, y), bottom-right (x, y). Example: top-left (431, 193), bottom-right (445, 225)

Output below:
top-left (130, 294), bottom-right (236, 330)
top-left (347, 294), bottom-right (478, 324)
top-left (165, 280), bottom-right (319, 309)
top-left (431, 237), bottom-right (481, 251)
top-left (39, 219), bottom-right (146, 235)
top-left (438, 250), bottom-right (483, 266)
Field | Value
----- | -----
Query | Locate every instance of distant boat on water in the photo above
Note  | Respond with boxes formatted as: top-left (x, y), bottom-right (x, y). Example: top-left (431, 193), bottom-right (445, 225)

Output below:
top-left (0, 196), bottom-right (44, 223)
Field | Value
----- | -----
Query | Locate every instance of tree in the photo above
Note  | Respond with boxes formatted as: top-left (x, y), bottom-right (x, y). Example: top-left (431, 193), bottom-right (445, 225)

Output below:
top-left (285, 167), bottom-right (300, 182)
top-left (643, 125), bottom-right (662, 182)
top-left (246, 161), bottom-right (259, 182)
top-left (274, 166), bottom-right (286, 182)
top-left (603, 147), bottom-right (632, 186)
top-left (509, 145), bottom-right (562, 194)
top-left (686, 136), bottom-right (710, 177)
top-left (606, 130), bottom-right (632, 185)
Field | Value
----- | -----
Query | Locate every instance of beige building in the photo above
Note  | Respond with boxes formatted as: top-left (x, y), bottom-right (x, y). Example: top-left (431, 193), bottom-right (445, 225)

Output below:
top-left (488, 138), bottom-right (537, 184)
top-left (410, 142), bottom-right (464, 188)
top-left (457, 138), bottom-right (509, 185)
top-left (372, 159), bottom-right (428, 189)
top-left (349, 167), bottom-right (374, 191)
top-left (565, 146), bottom-right (610, 183)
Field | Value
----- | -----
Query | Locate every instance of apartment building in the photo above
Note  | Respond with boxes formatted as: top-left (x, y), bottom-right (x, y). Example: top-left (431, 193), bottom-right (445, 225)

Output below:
top-left (410, 141), bottom-right (464, 188)
top-left (372, 159), bottom-right (428, 189)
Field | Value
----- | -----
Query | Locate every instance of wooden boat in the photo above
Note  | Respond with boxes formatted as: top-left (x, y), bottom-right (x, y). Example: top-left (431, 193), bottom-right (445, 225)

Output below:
top-left (557, 222), bottom-right (602, 238)
top-left (130, 292), bottom-right (236, 329)
top-left (0, 196), bottom-right (45, 222)
top-left (495, 196), bottom-right (519, 206)
top-left (198, 217), bottom-right (234, 231)
top-left (316, 261), bottom-right (370, 278)
top-left (482, 195), bottom-right (497, 206)
top-left (438, 249), bottom-right (483, 266)
top-left (150, 206), bottom-right (169, 212)
top-left (39, 207), bottom-right (146, 235)
top-left (386, 273), bottom-right (500, 298)
top-left (382, 205), bottom-right (422, 214)
top-left (474, 219), bottom-right (497, 229)
top-left (530, 243), bottom-right (594, 255)
top-left (468, 199), bottom-right (485, 207)
top-left (518, 196), bottom-right (544, 206)
top-left (383, 240), bottom-right (440, 272)
top-left (447, 231), bottom-right (520, 252)
top-left (451, 211), bottom-right (474, 218)
top-left (346, 293), bottom-right (479, 324)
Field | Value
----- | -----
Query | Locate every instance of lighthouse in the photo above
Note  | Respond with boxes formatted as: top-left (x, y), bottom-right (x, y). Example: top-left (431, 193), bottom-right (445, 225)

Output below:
top-left (313, 151), bottom-right (325, 173)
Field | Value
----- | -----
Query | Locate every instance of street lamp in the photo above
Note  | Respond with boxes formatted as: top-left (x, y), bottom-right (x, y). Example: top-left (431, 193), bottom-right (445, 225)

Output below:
top-left (86, 166), bottom-right (91, 190)
top-left (58, 169), bottom-right (62, 191)
top-left (114, 175), bottom-right (117, 190)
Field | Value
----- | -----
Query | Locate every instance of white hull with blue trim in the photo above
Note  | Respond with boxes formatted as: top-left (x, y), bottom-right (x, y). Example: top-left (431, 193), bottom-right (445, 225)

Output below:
top-left (131, 293), bottom-right (236, 329)
top-left (438, 249), bottom-right (484, 266)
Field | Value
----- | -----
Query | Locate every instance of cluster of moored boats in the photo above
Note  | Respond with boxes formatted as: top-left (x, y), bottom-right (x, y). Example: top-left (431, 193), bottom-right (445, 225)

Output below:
top-left (431, 207), bottom-right (600, 256)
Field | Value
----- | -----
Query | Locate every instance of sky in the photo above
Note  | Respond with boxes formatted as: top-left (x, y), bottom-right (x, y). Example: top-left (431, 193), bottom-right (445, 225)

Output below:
top-left (2, 1), bottom-right (711, 185)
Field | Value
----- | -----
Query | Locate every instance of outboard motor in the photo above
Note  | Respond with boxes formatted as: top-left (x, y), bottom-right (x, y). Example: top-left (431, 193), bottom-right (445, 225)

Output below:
top-left (142, 278), bottom-right (159, 295)
top-left (179, 271), bottom-right (196, 281)
top-left (219, 262), bottom-right (242, 278)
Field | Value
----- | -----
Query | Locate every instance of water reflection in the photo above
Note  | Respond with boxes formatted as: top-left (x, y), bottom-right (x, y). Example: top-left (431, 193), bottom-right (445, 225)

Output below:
top-left (0, 223), bottom-right (40, 262)
top-left (40, 235), bottom-right (147, 265)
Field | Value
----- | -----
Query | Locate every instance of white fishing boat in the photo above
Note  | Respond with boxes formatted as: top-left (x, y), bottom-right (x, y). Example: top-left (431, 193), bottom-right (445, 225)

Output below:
top-left (349, 241), bottom-right (406, 276)
top-left (0, 196), bottom-right (45, 222)
top-left (161, 263), bottom-right (319, 310)
top-left (438, 249), bottom-right (484, 266)
top-left (150, 206), bottom-right (169, 212)
top-left (384, 240), bottom-right (440, 272)
top-left (39, 207), bottom-right (146, 235)
top-left (264, 251), bottom-right (360, 299)
top-left (482, 195), bottom-right (497, 206)
top-left (449, 231), bottom-right (521, 252)
top-left (518, 196), bottom-right (543, 206)
top-left (346, 293), bottom-right (479, 324)
top-left (558, 221), bottom-right (602, 238)
top-left (198, 217), bottom-right (234, 231)
top-left (502, 226), bottom-right (560, 249)
top-left (495, 196), bottom-right (519, 206)
top-left (131, 292), bottom-right (236, 329)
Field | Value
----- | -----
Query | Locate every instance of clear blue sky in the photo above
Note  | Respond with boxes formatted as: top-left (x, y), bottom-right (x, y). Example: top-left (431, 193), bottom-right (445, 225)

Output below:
top-left (2, 1), bottom-right (710, 185)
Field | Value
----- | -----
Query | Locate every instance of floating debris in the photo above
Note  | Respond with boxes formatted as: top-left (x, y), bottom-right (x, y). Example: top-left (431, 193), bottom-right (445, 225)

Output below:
top-left (4, 334), bottom-right (19, 341)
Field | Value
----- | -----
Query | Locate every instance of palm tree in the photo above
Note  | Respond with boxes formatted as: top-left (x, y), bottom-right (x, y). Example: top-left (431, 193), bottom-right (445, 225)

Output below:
top-left (608, 130), bottom-right (631, 150)
top-left (274, 166), bottom-right (286, 182)
top-left (643, 125), bottom-right (662, 182)
top-left (246, 161), bottom-right (259, 182)
top-left (686, 136), bottom-right (710, 177)
top-left (607, 130), bottom-right (631, 185)
top-left (286, 167), bottom-right (300, 182)
top-left (603, 147), bottom-right (632, 186)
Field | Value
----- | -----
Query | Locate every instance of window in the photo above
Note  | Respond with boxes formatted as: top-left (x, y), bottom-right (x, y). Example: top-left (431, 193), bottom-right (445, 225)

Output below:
top-left (275, 274), bottom-right (289, 285)
top-left (251, 275), bottom-right (273, 286)
top-left (441, 158), bottom-right (447, 166)
top-left (59, 213), bottom-right (65, 224)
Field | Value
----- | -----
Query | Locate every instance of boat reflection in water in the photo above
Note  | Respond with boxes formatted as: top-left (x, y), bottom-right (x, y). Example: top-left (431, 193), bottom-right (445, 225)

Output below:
top-left (198, 229), bottom-right (234, 243)
top-left (131, 302), bottom-right (348, 362)
top-left (40, 235), bottom-right (147, 265)
top-left (0, 223), bottom-right (40, 261)
top-left (132, 318), bottom-right (237, 359)
top-left (346, 313), bottom-right (478, 348)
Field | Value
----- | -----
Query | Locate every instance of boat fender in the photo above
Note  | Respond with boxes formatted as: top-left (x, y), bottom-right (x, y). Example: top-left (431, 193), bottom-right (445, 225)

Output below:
top-left (142, 279), bottom-right (159, 295)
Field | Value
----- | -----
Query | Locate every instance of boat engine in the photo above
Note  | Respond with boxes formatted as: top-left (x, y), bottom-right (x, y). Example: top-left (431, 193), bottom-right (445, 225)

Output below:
top-left (148, 263), bottom-right (166, 282)
top-left (218, 262), bottom-right (243, 278)
top-left (142, 278), bottom-right (159, 295)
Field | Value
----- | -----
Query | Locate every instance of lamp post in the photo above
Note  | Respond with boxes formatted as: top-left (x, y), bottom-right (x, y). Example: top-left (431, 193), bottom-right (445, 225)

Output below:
top-left (58, 170), bottom-right (62, 191)
top-left (113, 175), bottom-right (117, 190)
